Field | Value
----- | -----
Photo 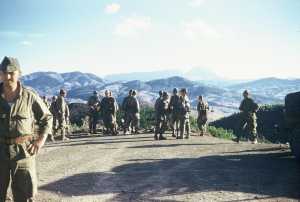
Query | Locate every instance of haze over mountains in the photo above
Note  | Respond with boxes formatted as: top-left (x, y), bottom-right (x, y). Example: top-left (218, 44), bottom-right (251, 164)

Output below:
top-left (21, 70), bottom-right (300, 116)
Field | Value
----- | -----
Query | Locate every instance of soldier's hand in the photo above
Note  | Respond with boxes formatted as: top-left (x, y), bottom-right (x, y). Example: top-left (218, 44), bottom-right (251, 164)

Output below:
top-left (27, 135), bottom-right (47, 155)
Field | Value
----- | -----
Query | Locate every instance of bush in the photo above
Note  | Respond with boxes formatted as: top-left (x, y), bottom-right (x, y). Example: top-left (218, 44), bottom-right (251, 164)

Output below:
top-left (140, 107), bottom-right (156, 129)
top-left (211, 104), bottom-right (287, 143)
top-left (208, 126), bottom-right (236, 140)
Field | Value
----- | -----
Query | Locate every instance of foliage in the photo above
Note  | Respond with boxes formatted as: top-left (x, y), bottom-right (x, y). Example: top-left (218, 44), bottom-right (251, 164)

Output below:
top-left (208, 126), bottom-right (236, 140)
top-left (140, 107), bottom-right (156, 129)
top-left (211, 104), bottom-right (288, 143)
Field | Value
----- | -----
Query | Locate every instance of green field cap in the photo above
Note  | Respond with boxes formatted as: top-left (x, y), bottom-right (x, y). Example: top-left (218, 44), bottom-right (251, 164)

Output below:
top-left (0, 56), bottom-right (21, 72)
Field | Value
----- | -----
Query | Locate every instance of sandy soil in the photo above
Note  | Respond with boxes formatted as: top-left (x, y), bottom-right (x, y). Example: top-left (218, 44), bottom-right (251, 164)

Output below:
top-left (25, 133), bottom-right (300, 202)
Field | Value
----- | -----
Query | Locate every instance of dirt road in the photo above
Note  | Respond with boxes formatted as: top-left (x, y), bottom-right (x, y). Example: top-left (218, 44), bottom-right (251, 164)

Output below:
top-left (33, 133), bottom-right (300, 202)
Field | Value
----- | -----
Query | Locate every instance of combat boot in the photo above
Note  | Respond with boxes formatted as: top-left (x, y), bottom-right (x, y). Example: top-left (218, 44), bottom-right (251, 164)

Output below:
top-left (177, 135), bottom-right (184, 139)
top-left (159, 134), bottom-right (167, 140)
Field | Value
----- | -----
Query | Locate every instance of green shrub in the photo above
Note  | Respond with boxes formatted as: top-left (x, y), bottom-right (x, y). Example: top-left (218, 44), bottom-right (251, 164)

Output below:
top-left (140, 107), bottom-right (156, 129)
top-left (208, 126), bottom-right (236, 140)
top-left (211, 104), bottom-right (287, 143)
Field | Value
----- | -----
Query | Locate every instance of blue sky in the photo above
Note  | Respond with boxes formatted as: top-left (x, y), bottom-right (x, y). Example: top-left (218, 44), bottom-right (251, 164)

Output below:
top-left (0, 0), bottom-right (299, 79)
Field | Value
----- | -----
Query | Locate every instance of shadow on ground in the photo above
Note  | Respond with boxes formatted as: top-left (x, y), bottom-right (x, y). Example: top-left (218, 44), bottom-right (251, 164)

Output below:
top-left (40, 150), bottom-right (300, 201)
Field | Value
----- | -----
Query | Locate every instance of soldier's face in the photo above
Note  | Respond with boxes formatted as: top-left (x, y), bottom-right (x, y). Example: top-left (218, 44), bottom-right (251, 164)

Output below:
top-left (0, 70), bottom-right (20, 86)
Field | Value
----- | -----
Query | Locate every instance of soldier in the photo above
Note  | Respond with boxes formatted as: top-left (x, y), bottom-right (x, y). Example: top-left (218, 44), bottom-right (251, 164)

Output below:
top-left (154, 91), bottom-right (169, 140)
top-left (122, 89), bottom-right (133, 135)
top-left (55, 89), bottom-right (69, 141)
top-left (130, 90), bottom-right (140, 134)
top-left (42, 95), bottom-right (50, 108)
top-left (87, 91), bottom-right (100, 134)
top-left (154, 90), bottom-right (164, 111)
top-left (197, 95), bottom-right (209, 136)
top-left (65, 101), bottom-right (71, 136)
top-left (169, 88), bottom-right (181, 138)
top-left (49, 96), bottom-right (58, 140)
top-left (48, 96), bottom-right (58, 142)
top-left (178, 88), bottom-right (191, 139)
top-left (0, 56), bottom-right (52, 202)
top-left (100, 90), bottom-right (118, 135)
top-left (238, 90), bottom-right (259, 144)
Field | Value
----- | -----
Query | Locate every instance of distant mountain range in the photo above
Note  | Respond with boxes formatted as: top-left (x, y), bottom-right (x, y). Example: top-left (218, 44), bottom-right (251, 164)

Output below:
top-left (228, 77), bottom-right (300, 100)
top-left (20, 71), bottom-right (300, 116)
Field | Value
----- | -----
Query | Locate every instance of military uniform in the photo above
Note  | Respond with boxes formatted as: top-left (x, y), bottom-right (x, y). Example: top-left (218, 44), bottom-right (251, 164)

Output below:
top-left (239, 96), bottom-right (259, 142)
top-left (65, 103), bottom-right (71, 136)
top-left (87, 93), bottom-right (100, 134)
top-left (0, 56), bottom-right (52, 202)
top-left (55, 93), bottom-right (69, 140)
top-left (42, 97), bottom-right (50, 109)
top-left (154, 93), bottom-right (169, 140)
top-left (124, 94), bottom-right (140, 134)
top-left (122, 93), bottom-right (132, 134)
top-left (169, 93), bottom-right (181, 138)
top-left (178, 95), bottom-right (191, 139)
top-left (49, 97), bottom-right (58, 139)
top-left (100, 95), bottom-right (118, 135)
top-left (197, 99), bottom-right (209, 136)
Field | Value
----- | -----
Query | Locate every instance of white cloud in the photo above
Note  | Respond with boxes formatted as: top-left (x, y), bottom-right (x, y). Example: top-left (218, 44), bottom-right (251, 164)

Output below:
top-left (182, 19), bottom-right (221, 39)
top-left (20, 41), bottom-right (33, 46)
top-left (105, 3), bottom-right (121, 14)
top-left (114, 16), bottom-right (152, 37)
top-left (188, 0), bottom-right (206, 7)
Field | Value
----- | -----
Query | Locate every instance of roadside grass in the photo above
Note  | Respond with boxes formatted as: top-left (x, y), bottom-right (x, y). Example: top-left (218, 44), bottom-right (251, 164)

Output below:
top-left (208, 126), bottom-right (236, 140)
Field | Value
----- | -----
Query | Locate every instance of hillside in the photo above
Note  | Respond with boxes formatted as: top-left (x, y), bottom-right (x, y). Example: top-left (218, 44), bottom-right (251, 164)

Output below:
top-left (21, 71), bottom-right (300, 116)
top-left (228, 77), bottom-right (300, 99)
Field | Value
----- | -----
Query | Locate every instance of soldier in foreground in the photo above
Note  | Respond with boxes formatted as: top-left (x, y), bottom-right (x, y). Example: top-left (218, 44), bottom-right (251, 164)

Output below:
top-left (87, 91), bottom-right (100, 134)
top-left (154, 91), bottom-right (169, 140)
top-left (0, 56), bottom-right (52, 201)
top-left (178, 88), bottom-right (191, 139)
top-left (238, 90), bottom-right (259, 144)
top-left (55, 89), bottom-right (69, 141)
top-left (101, 90), bottom-right (118, 135)
top-left (197, 95), bottom-right (209, 136)
top-left (169, 88), bottom-right (181, 138)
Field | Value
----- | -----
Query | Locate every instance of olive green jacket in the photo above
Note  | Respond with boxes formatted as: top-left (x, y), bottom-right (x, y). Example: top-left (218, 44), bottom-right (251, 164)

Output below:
top-left (0, 82), bottom-right (52, 160)
top-left (0, 82), bottom-right (53, 138)
top-left (56, 95), bottom-right (67, 119)
top-left (239, 97), bottom-right (259, 119)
